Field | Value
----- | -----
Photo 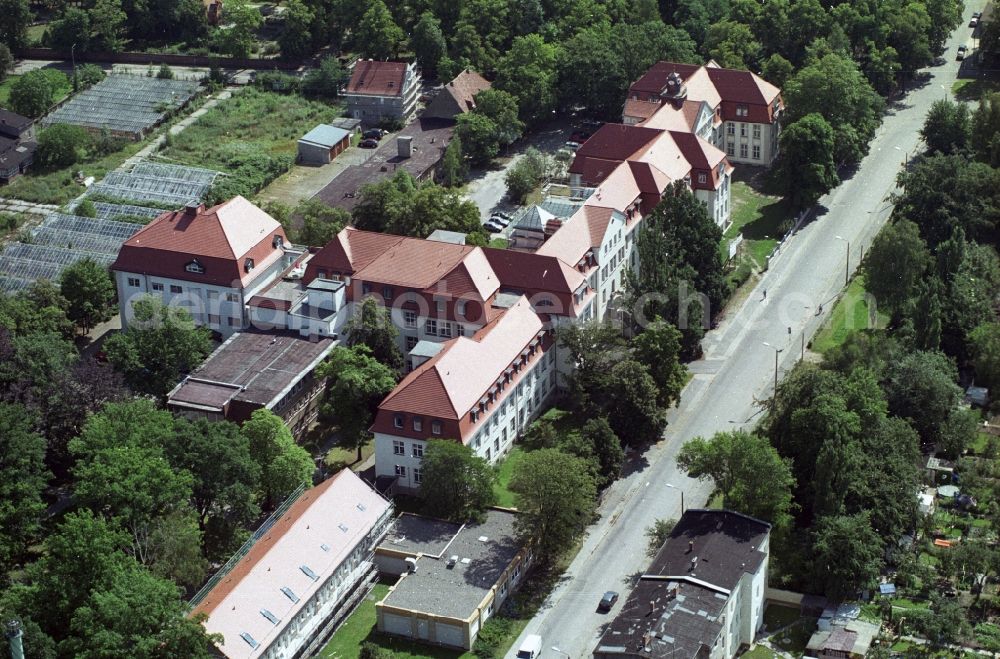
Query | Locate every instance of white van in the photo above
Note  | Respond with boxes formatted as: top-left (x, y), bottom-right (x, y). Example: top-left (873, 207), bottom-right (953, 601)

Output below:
top-left (515, 634), bottom-right (543, 659)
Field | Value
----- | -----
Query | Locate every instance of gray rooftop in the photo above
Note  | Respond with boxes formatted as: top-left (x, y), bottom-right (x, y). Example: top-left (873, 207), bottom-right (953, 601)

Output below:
top-left (380, 509), bottom-right (522, 621)
top-left (380, 513), bottom-right (463, 556)
top-left (427, 229), bottom-right (467, 245)
top-left (409, 340), bottom-right (446, 360)
top-left (300, 123), bottom-right (351, 148)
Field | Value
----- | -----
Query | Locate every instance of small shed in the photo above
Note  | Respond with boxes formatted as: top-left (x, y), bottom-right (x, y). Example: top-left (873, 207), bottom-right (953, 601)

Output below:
top-left (297, 124), bottom-right (351, 165)
top-left (966, 385), bottom-right (989, 408)
top-left (925, 456), bottom-right (955, 485)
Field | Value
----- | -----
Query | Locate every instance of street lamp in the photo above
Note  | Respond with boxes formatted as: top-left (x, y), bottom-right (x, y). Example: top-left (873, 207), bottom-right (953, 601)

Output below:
top-left (665, 483), bottom-right (685, 514)
top-left (551, 647), bottom-right (571, 658)
top-left (835, 235), bottom-right (850, 286)
top-left (763, 342), bottom-right (784, 407)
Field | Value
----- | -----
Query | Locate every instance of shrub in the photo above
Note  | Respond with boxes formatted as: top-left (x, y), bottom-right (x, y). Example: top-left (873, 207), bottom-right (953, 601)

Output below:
top-left (253, 71), bottom-right (300, 94)
top-left (156, 63), bottom-right (175, 79)
top-left (9, 70), bottom-right (58, 119)
top-left (473, 616), bottom-right (516, 658)
top-left (36, 124), bottom-right (91, 168)
top-left (76, 64), bottom-right (106, 87)
top-left (74, 199), bottom-right (97, 218)
top-left (204, 145), bottom-right (292, 204)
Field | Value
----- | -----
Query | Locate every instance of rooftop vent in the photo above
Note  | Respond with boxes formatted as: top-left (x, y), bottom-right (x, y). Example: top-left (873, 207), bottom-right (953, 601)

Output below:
top-left (357, 503), bottom-right (367, 512)
top-left (321, 543), bottom-right (331, 552)
top-left (260, 609), bottom-right (280, 625)
top-left (446, 555), bottom-right (458, 568)
top-left (300, 565), bottom-right (319, 581)
top-left (478, 536), bottom-right (489, 542)
top-left (405, 557), bottom-right (418, 573)
top-left (240, 632), bottom-right (259, 649)
top-left (281, 586), bottom-right (299, 603)
top-left (338, 523), bottom-right (349, 533)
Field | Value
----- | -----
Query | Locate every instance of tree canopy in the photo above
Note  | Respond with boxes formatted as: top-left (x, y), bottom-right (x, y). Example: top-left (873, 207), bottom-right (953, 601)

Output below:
top-left (419, 440), bottom-right (497, 522)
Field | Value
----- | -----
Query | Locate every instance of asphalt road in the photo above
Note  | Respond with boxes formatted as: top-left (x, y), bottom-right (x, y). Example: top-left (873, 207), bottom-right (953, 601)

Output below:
top-left (505, 10), bottom-right (982, 659)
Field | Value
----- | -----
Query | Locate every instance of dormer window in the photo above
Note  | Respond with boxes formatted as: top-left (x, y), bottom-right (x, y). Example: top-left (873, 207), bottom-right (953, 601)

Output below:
top-left (272, 234), bottom-right (283, 249)
top-left (245, 258), bottom-right (255, 272)
top-left (698, 173), bottom-right (707, 184)
top-left (185, 259), bottom-right (205, 274)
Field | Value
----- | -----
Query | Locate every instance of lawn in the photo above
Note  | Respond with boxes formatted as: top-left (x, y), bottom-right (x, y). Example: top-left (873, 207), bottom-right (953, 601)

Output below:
top-left (952, 77), bottom-right (1000, 102)
top-left (722, 179), bottom-right (791, 270)
top-left (324, 438), bottom-right (375, 472)
top-left (494, 446), bottom-right (525, 508)
top-left (160, 87), bottom-right (340, 171)
top-left (0, 71), bottom-right (73, 108)
top-left (811, 276), bottom-right (886, 353)
top-left (763, 604), bottom-right (801, 631)
top-left (318, 582), bottom-right (473, 659)
top-left (769, 617), bottom-right (817, 656)
top-left (740, 646), bottom-right (778, 658)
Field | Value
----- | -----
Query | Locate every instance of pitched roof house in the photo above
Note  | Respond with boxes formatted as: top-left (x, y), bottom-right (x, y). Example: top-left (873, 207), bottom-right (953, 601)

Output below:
top-left (344, 60), bottom-right (420, 125)
top-left (422, 69), bottom-right (492, 120)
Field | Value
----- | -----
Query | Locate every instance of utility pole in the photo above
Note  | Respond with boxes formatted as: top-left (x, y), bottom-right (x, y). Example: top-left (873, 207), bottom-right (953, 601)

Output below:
top-left (763, 342), bottom-right (783, 408)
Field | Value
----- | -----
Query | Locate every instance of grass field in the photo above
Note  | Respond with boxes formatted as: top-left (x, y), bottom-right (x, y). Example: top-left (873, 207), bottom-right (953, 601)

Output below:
top-left (494, 446), bottom-right (525, 508)
top-left (810, 277), bottom-right (886, 353)
top-left (0, 71), bottom-right (74, 108)
top-left (953, 78), bottom-right (1000, 102)
top-left (160, 88), bottom-right (339, 171)
top-left (723, 180), bottom-right (791, 270)
top-left (5, 140), bottom-right (146, 205)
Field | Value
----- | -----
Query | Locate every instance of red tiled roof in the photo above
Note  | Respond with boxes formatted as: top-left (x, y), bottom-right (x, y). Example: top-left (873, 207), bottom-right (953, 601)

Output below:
top-left (570, 156), bottom-right (623, 185)
top-left (623, 98), bottom-right (661, 121)
top-left (629, 62), bottom-right (701, 97)
top-left (304, 228), bottom-right (403, 281)
top-left (441, 69), bottom-right (491, 113)
top-left (704, 65), bottom-right (781, 106)
top-left (571, 124), bottom-right (661, 164)
top-left (347, 60), bottom-right (408, 97)
top-left (669, 131), bottom-right (730, 190)
top-left (627, 161), bottom-right (673, 195)
top-left (354, 238), bottom-right (498, 300)
top-left (482, 247), bottom-right (586, 295)
top-left (112, 196), bottom-right (287, 288)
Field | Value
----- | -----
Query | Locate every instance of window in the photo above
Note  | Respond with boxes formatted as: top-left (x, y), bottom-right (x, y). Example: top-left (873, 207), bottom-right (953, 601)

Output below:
top-left (727, 123), bottom-right (734, 135)
top-left (208, 314), bottom-right (220, 324)
top-left (185, 260), bottom-right (205, 274)
top-left (127, 277), bottom-right (140, 287)
top-left (440, 322), bottom-right (452, 338)
top-left (698, 173), bottom-right (707, 184)
top-left (726, 142), bottom-right (734, 156)
top-left (395, 465), bottom-right (406, 477)
top-left (393, 440), bottom-right (405, 455)
top-left (425, 319), bottom-right (437, 336)
top-left (382, 286), bottom-right (393, 300)
top-left (456, 300), bottom-right (466, 317)
top-left (752, 144), bottom-right (761, 160)
top-left (170, 285), bottom-right (183, 294)
top-left (405, 336), bottom-right (418, 350)
top-left (436, 300), bottom-right (446, 314)
top-left (413, 417), bottom-right (423, 432)
top-left (151, 282), bottom-right (163, 292)
top-left (753, 124), bottom-right (761, 139)
top-left (404, 310), bottom-right (417, 329)
top-left (739, 143), bottom-right (748, 158)
top-left (244, 258), bottom-right (254, 272)
top-left (737, 104), bottom-right (749, 117)
top-left (412, 443), bottom-right (423, 458)
top-left (228, 317), bottom-right (238, 327)
top-left (226, 293), bottom-right (238, 303)
top-left (393, 415), bottom-right (404, 429)
top-left (414, 468), bottom-right (423, 484)
top-left (494, 437), bottom-right (500, 452)
top-left (510, 418), bottom-right (516, 433)
top-left (739, 123), bottom-right (747, 137)
top-left (431, 420), bottom-right (442, 435)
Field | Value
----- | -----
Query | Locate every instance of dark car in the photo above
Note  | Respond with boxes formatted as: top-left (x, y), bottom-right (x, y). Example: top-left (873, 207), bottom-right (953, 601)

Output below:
top-left (974, 11), bottom-right (983, 18)
top-left (362, 129), bottom-right (384, 140)
top-left (598, 591), bottom-right (619, 612)
top-left (970, 16), bottom-right (979, 27)
top-left (957, 45), bottom-right (968, 60)
top-left (359, 138), bottom-right (379, 148)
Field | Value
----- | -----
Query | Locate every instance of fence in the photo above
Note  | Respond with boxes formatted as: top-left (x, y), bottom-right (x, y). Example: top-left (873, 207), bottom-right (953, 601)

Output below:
top-left (188, 482), bottom-right (308, 609)
top-left (20, 48), bottom-right (307, 70)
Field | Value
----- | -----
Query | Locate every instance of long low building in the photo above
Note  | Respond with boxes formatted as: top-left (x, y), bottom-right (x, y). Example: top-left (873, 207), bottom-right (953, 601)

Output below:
top-left (191, 469), bottom-right (394, 659)
top-left (167, 330), bottom-right (336, 437)
top-left (374, 509), bottom-right (530, 650)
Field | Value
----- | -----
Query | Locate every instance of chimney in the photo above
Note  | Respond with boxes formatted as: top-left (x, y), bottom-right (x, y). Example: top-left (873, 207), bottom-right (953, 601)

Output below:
top-left (689, 556), bottom-right (698, 571)
top-left (688, 540), bottom-right (694, 553)
top-left (6, 620), bottom-right (24, 659)
top-left (397, 135), bottom-right (413, 159)
top-left (648, 600), bottom-right (656, 616)
top-left (184, 201), bottom-right (201, 217)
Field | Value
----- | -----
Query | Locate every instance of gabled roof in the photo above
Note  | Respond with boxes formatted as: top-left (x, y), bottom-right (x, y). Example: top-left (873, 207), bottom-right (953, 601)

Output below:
top-left (682, 66), bottom-right (722, 109)
top-left (299, 124), bottom-right (350, 148)
top-left (346, 60), bottom-right (408, 97)
top-left (587, 162), bottom-right (642, 212)
top-left (379, 297), bottom-right (543, 420)
top-left (482, 246), bottom-right (586, 295)
top-left (668, 131), bottom-right (730, 190)
top-left (571, 124), bottom-right (662, 166)
top-left (0, 109), bottom-right (32, 139)
top-left (627, 160), bottom-right (674, 195)
top-left (623, 98), bottom-right (662, 122)
top-left (112, 196), bottom-right (287, 287)
top-left (192, 469), bottom-right (391, 659)
top-left (629, 62), bottom-right (702, 97)
top-left (422, 70), bottom-right (492, 120)
top-left (536, 203), bottom-right (622, 265)
top-left (635, 131), bottom-right (695, 182)
top-left (705, 64), bottom-right (781, 106)
top-left (305, 228), bottom-right (404, 280)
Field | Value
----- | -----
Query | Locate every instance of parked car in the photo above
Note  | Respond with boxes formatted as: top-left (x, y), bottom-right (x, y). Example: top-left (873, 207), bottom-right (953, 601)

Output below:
top-left (363, 129), bottom-right (384, 140)
top-left (359, 138), bottom-right (379, 148)
top-left (484, 220), bottom-right (504, 233)
top-left (565, 141), bottom-right (582, 150)
top-left (973, 11), bottom-right (983, 18)
top-left (515, 635), bottom-right (542, 659)
top-left (493, 210), bottom-right (513, 221)
top-left (489, 214), bottom-right (510, 227)
top-left (970, 16), bottom-right (979, 27)
top-left (598, 591), bottom-right (620, 612)
top-left (957, 45), bottom-right (968, 60)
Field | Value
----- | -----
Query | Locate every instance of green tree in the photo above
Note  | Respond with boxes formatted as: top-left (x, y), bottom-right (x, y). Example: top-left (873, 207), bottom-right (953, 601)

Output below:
top-left (645, 518), bottom-right (677, 557)
top-left (278, 0), bottom-right (314, 58)
top-left (862, 219), bottom-right (931, 318)
top-left (420, 439), bottom-right (497, 521)
top-left (301, 56), bottom-right (348, 98)
top-left (317, 345), bottom-right (397, 461)
top-left (631, 319), bottom-right (687, 408)
top-left (37, 123), bottom-right (90, 168)
top-left (761, 53), bottom-right (794, 88)
top-left (49, 7), bottom-right (90, 53)
top-left (293, 198), bottom-right (349, 246)
top-left (455, 112), bottom-right (501, 166)
top-left (104, 295), bottom-right (212, 397)
top-left (599, 359), bottom-right (666, 447)
top-left (774, 113), bottom-right (839, 208)
top-left (783, 53), bottom-right (884, 165)
top-left (475, 89), bottom-right (525, 146)
top-left (970, 323), bottom-right (1000, 390)
top-left (509, 448), bottom-right (596, 561)
top-left (578, 417), bottom-right (624, 487)
top-left (344, 296), bottom-right (404, 370)
top-left (90, 0), bottom-right (127, 52)
top-left (495, 34), bottom-right (560, 126)
top-left (812, 512), bottom-right (883, 601)
top-left (70, 399), bottom-right (175, 461)
top-left (240, 409), bottom-right (313, 509)
top-left (937, 407), bottom-right (977, 459)
top-left (8, 68), bottom-right (57, 118)
top-left (0, 0), bottom-right (31, 51)
top-left (555, 25), bottom-right (626, 119)
top-left (59, 257), bottom-right (115, 333)
top-left (411, 11), bottom-right (447, 78)
top-left (166, 418), bottom-right (260, 558)
top-left (142, 510), bottom-right (209, 589)
top-left (0, 403), bottom-right (49, 573)
top-left (921, 99), bottom-right (970, 155)
top-left (0, 44), bottom-right (13, 82)
top-left (62, 562), bottom-right (219, 658)
top-left (883, 351), bottom-right (961, 443)
top-left (972, 92), bottom-right (1000, 167)
top-left (216, 0), bottom-right (262, 58)
top-left (705, 20), bottom-right (761, 69)
top-left (679, 430), bottom-right (795, 529)
top-left (355, 0), bottom-right (404, 60)
top-left (439, 135), bottom-right (466, 187)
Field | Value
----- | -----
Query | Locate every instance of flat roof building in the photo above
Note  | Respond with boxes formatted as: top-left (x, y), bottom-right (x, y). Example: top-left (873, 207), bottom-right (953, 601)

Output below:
top-left (167, 330), bottom-right (336, 437)
top-left (191, 469), bottom-right (394, 659)
top-left (375, 509), bottom-right (531, 650)
top-left (298, 124), bottom-right (352, 165)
